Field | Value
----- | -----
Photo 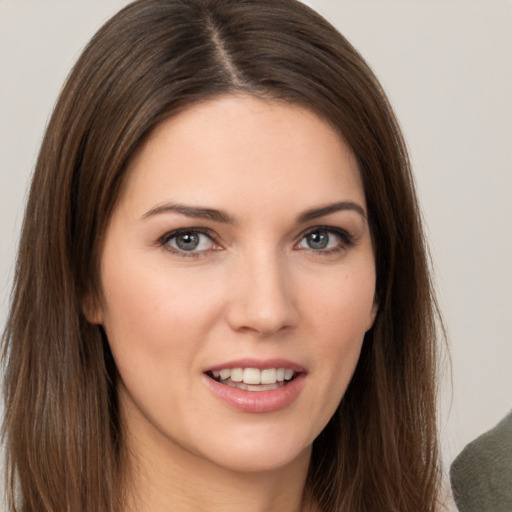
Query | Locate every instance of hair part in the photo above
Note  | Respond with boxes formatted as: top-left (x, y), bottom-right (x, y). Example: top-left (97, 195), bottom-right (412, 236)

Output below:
top-left (2, 1), bottom-right (442, 510)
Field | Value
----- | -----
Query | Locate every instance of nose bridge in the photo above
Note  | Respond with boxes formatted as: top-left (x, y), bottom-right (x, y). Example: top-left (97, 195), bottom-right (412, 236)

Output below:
top-left (226, 244), bottom-right (298, 335)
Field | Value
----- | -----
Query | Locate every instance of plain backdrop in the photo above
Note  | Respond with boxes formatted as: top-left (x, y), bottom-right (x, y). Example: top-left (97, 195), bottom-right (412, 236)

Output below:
top-left (1, 0), bottom-right (511, 483)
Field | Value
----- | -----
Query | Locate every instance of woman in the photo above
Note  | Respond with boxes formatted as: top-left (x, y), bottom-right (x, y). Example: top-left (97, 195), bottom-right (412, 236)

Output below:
top-left (1, 0), bottom-right (442, 510)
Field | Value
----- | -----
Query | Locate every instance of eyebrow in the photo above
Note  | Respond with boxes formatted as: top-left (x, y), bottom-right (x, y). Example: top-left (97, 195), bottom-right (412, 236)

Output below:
top-left (141, 200), bottom-right (366, 224)
top-left (142, 203), bottom-right (235, 224)
top-left (297, 201), bottom-right (367, 223)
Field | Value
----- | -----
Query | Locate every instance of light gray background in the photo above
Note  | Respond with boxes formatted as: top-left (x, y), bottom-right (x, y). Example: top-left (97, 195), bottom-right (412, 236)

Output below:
top-left (1, 0), bottom-right (511, 480)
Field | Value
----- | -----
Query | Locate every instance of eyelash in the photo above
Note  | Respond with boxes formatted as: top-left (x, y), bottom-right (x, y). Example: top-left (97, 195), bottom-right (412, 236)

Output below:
top-left (158, 228), bottom-right (219, 258)
top-left (298, 226), bottom-right (355, 255)
top-left (157, 226), bottom-right (355, 258)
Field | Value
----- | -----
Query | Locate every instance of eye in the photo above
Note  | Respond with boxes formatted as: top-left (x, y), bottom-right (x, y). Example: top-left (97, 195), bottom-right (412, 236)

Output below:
top-left (296, 227), bottom-right (353, 252)
top-left (161, 229), bottom-right (218, 254)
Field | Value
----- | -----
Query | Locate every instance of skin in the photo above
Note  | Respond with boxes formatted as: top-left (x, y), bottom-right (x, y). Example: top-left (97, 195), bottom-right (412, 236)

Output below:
top-left (88, 95), bottom-right (378, 512)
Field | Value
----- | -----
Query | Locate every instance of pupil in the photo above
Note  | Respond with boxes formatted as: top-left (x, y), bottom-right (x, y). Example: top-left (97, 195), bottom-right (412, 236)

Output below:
top-left (176, 232), bottom-right (199, 251)
top-left (307, 231), bottom-right (328, 249)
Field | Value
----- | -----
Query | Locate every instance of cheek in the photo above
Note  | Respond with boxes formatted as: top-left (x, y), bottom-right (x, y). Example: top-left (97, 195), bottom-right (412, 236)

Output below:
top-left (307, 262), bottom-right (376, 334)
top-left (102, 260), bottom-right (225, 335)
top-left (303, 264), bottom-right (375, 387)
top-left (98, 261), bottom-right (222, 389)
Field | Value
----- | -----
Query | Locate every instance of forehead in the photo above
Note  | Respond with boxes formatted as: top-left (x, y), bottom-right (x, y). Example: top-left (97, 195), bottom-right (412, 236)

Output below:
top-left (119, 95), bottom-right (365, 220)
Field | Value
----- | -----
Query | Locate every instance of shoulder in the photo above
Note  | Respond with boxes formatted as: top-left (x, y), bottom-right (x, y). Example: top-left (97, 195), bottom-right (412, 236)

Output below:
top-left (450, 410), bottom-right (512, 511)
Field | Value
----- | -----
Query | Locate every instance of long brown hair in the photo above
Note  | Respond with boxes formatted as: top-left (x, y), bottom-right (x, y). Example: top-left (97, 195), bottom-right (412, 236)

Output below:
top-left (2, 0), bottom-right (442, 510)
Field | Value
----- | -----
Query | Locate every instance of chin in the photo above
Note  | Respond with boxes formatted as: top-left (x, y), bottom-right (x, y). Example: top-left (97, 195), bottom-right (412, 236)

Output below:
top-left (200, 439), bottom-right (312, 475)
top-left (178, 419), bottom-right (316, 475)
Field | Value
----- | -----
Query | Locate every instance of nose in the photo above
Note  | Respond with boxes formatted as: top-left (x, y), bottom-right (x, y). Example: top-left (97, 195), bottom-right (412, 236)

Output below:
top-left (225, 250), bottom-right (299, 336)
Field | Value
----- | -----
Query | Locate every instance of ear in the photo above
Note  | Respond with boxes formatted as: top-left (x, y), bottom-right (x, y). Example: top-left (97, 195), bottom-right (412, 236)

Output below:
top-left (366, 296), bottom-right (379, 332)
top-left (82, 293), bottom-right (104, 325)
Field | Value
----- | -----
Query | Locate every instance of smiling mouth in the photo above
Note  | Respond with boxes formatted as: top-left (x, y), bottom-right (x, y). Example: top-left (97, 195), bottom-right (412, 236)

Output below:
top-left (206, 367), bottom-right (297, 392)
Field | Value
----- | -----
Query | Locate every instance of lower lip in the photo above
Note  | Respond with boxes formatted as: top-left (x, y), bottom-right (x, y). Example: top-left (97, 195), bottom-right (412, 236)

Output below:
top-left (203, 374), bottom-right (306, 413)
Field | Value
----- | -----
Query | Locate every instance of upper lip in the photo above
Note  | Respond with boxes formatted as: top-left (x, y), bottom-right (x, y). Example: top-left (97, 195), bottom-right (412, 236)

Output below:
top-left (204, 358), bottom-right (307, 374)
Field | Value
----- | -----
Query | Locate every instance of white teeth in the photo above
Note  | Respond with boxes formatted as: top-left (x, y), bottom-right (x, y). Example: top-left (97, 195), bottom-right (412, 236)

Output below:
top-left (246, 383), bottom-right (277, 391)
top-left (225, 381), bottom-right (280, 391)
top-left (260, 368), bottom-right (277, 384)
top-left (211, 367), bottom-right (296, 386)
top-left (243, 368), bottom-right (261, 384)
top-left (230, 368), bottom-right (243, 382)
top-left (219, 369), bottom-right (231, 380)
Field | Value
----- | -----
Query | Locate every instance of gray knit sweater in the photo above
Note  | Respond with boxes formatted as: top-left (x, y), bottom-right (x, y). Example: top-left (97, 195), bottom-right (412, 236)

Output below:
top-left (450, 410), bottom-right (512, 512)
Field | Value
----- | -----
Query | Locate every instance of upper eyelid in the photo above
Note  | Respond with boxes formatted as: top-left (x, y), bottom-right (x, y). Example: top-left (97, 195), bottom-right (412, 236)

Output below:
top-left (297, 225), bottom-right (353, 240)
top-left (158, 228), bottom-right (220, 258)
top-left (159, 227), bottom-right (217, 243)
top-left (295, 226), bottom-right (355, 252)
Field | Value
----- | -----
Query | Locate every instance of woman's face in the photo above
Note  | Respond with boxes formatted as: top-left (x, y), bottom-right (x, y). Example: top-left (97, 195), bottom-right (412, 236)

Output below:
top-left (90, 95), bottom-right (377, 474)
